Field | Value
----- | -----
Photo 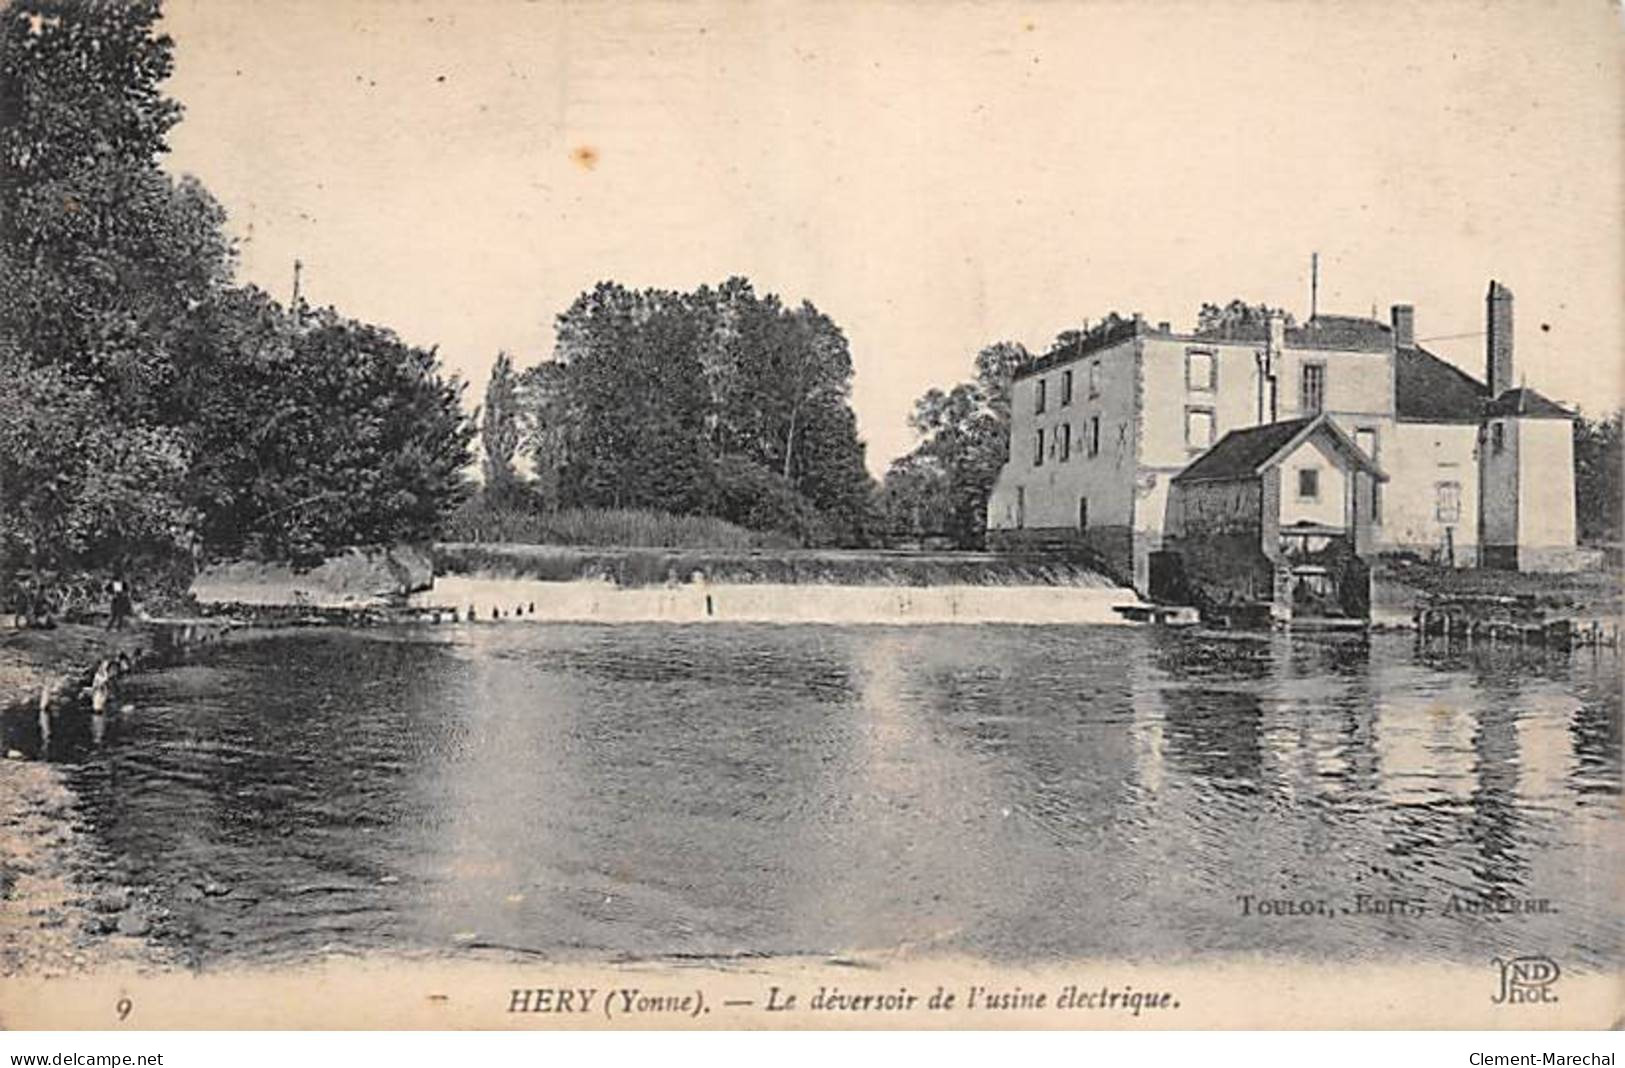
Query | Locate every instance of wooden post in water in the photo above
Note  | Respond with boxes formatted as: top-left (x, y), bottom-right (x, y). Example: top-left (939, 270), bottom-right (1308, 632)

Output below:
top-left (37, 684), bottom-right (51, 755)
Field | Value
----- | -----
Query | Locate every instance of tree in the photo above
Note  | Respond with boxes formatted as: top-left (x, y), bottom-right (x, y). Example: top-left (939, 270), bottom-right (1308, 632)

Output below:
top-left (0, 349), bottom-right (194, 615)
top-left (1574, 411), bottom-right (1622, 544)
top-left (886, 341), bottom-right (1030, 548)
top-left (1194, 300), bottom-right (1297, 338)
top-left (516, 359), bottom-right (569, 512)
top-left (165, 290), bottom-right (475, 563)
top-left (529, 278), bottom-right (875, 543)
top-left (1, 2), bottom-right (234, 421)
top-left (235, 309), bottom-right (474, 560)
top-left (712, 456), bottom-right (822, 542)
top-left (878, 453), bottom-right (953, 542)
top-left (0, 2), bottom-right (476, 597)
top-left (789, 397), bottom-right (875, 545)
top-left (0, 0), bottom-right (223, 605)
top-left (551, 283), bottom-right (714, 514)
top-left (480, 351), bottom-right (521, 505)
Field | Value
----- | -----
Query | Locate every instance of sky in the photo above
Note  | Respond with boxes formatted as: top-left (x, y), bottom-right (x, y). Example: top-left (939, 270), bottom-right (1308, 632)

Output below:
top-left (158, 0), bottom-right (1625, 474)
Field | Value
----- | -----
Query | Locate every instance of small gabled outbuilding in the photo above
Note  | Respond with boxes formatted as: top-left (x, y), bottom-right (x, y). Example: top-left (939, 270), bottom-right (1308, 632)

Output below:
top-left (1479, 385), bottom-right (1580, 571)
top-left (1157, 413), bottom-right (1388, 624)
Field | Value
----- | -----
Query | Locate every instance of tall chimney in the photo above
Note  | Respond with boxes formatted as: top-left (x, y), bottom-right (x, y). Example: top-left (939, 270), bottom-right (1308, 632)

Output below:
top-left (1265, 313), bottom-right (1285, 422)
top-left (1390, 304), bottom-right (1415, 349)
top-left (1486, 281), bottom-right (1514, 397)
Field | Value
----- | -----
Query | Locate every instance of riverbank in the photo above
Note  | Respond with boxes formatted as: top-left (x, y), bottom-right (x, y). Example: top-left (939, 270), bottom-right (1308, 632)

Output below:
top-left (1371, 557), bottom-right (1622, 628)
top-left (0, 623), bottom-right (183, 977)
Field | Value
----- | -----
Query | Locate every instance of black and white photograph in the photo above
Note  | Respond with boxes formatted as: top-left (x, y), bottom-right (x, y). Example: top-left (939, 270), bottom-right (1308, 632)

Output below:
top-left (0, 0), bottom-right (1620, 1035)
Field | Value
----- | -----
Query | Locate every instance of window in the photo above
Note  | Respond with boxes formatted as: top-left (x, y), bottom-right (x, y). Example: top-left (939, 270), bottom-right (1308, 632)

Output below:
top-left (1035, 377), bottom-right (1047, 414)
top-left (1490, 421), bottom-right (1505, 454)
top-left (1186, 349), bottom-right (1216, 392)
top-left (1034, 428), bottom-right (1044, 466)
top-left (1088, 360), bottom-right (1100, 398)
top-left (1016, 486), bottom-right (1026, 528)
top-left (1078, 497), bottom-right (1089, 531)
top-left (1298, 468), bottom-right (1320, 500)
top-left (1061, 369), bottom-right (1073, 406)
top-left (1060, 423), bottom-right (1071, 461)
top-left (1435, 481), bottom-right (1461, 523)
top-left (1088, 415), bottom-right (1101, 458)
top-left (1300, 363), bottom-right (1326, 413)
top-left (1185, 407), bottom-right (1214, 451)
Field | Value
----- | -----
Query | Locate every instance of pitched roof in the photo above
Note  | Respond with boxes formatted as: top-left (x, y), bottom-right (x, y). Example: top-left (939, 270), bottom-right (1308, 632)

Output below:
top-left (1484, 387), bottom-right (1575, 420)
top-left (1194, 314), bottom-right (1393, 352)
top-left (1288, 314), bottom-right (1394, 352)
top-left (1012, 318), bottom-right (1141, 381)
top-left (1395, 345), bottom-right (1488, 423)
top-left (1173, 414), bottom-right (1388, 484)
top-left (1173, 418), bottom-right (1315, 483)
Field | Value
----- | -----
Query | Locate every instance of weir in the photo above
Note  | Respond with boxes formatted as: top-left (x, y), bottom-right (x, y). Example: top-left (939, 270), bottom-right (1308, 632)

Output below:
top-left (411, 575), bottom-right (1147, 627)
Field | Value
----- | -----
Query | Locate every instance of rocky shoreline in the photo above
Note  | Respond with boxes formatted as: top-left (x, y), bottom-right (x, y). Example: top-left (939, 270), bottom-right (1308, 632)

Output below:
top-left (0, 623), bottom-right (186, 976)
top-left (0, 757), bottom-right (176, 977)
top-left (0, 608), bottom-right (411, 978)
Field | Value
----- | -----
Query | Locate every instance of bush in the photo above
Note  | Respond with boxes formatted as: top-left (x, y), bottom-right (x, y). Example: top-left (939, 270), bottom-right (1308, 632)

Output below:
top-left (711, 456), bottom-right (825, 543)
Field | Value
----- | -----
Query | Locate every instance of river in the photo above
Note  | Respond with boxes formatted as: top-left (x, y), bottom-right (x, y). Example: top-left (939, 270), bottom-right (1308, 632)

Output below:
top-left (55, 624), bottom-right (1622, 971)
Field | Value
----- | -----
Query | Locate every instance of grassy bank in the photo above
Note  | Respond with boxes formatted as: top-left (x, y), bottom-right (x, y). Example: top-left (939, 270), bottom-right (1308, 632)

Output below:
top-left (434, 542), bottom-right (1120, 589)
top-left (440, 505), bottom-right (795, 551)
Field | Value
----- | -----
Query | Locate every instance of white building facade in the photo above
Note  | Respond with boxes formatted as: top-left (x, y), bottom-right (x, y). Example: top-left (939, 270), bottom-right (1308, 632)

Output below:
top-left (987, 282), bottom-right (1578, 593)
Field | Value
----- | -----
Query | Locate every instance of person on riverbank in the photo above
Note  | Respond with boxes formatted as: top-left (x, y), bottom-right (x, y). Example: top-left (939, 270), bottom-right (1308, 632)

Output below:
top-left (107, 576), bottom-right (133, 631)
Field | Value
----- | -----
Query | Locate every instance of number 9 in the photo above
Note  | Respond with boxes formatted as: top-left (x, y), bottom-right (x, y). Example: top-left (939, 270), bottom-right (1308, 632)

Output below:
top-left (116, 997), bottom-right (132, 1021)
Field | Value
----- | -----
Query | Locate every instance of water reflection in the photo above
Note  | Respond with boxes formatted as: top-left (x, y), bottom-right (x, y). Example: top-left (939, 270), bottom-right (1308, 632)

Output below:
top-left (51, 624), bottom-right (1621, 969)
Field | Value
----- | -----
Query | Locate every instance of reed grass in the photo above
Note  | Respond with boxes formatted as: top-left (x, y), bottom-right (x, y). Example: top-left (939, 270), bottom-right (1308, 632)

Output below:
top-left (441, 504), bottom-right (791, 551)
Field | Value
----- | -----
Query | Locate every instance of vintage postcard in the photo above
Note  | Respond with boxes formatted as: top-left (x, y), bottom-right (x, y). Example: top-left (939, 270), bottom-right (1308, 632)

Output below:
top-left (0, 0), bottom-right (1620, 1032)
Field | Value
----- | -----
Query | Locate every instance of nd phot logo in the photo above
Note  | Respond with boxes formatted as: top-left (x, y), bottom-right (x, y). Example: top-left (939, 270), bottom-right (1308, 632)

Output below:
top-left (1491, 955), bottom-right (1560, 1004)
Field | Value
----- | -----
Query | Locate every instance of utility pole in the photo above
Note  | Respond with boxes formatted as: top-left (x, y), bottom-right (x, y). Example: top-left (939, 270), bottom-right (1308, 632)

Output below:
top-left (291, 258), bottom-right (303, 326)
top-left (1310, 251), bottom-right (1319, 321)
